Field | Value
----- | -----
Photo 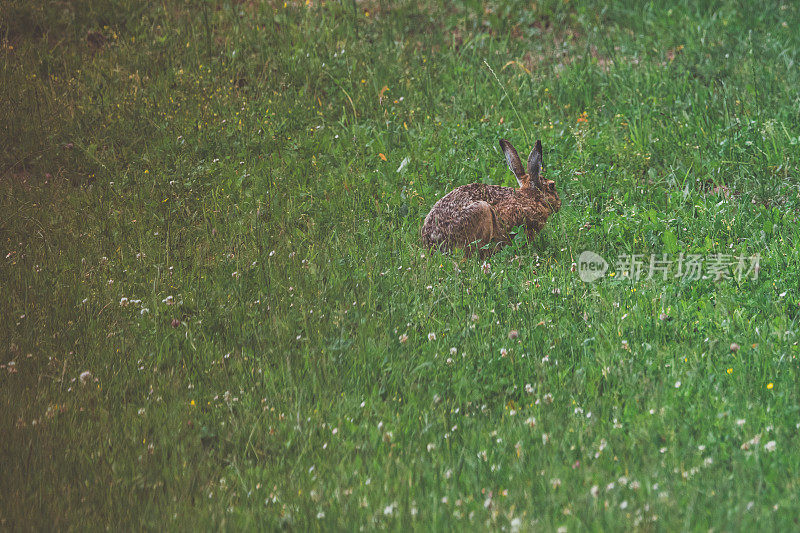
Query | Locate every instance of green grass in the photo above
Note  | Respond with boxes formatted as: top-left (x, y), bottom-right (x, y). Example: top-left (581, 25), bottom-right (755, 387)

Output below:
top-left (2, 0), bottom-right (800, 529)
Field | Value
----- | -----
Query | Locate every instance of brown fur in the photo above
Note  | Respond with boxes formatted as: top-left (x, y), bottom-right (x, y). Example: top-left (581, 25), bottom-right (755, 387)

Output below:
top-left (421, 139), bottom-right (561, 257)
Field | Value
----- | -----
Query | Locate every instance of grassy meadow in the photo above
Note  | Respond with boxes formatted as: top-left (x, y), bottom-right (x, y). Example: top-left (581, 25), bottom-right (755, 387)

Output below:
top-left (3, 0), bottom-right (800, 529)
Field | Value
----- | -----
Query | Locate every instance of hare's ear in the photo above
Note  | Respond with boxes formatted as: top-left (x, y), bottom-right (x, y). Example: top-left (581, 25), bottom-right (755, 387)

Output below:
top-left (500, 139), bottom-right (526, 186)
top-left (527, 140), bottom-right (543, 185)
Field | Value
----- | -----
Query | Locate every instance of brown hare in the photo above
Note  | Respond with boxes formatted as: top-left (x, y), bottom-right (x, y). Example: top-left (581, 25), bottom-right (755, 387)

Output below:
top-left (421, 138), bottom-right (561, 257)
